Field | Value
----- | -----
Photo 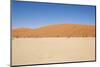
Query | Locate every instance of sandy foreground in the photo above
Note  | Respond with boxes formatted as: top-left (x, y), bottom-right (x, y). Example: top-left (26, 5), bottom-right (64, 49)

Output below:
top-left (12, 37), bottom-right (95, 66)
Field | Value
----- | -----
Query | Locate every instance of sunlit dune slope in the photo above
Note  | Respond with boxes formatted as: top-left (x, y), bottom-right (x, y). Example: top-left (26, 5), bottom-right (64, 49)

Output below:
top-left (12, 24), bottom-right (95, 37)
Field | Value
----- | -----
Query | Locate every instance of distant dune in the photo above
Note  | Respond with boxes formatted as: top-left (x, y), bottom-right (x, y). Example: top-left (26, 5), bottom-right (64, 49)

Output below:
top-left (12, 24), bottom-right (95, 38)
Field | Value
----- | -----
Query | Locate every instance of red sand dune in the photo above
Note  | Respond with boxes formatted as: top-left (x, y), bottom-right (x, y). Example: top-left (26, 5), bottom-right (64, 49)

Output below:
top-left (12, 24), bottom-right (95, 38)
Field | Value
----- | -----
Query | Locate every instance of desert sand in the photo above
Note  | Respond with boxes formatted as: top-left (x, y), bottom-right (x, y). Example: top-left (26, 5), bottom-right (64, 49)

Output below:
top-left (12, 24), bottom-right (96, 66)
top-left (12, 24), bottom-right (95, 37)
top-left (12, 37), bottom-right (95, 66)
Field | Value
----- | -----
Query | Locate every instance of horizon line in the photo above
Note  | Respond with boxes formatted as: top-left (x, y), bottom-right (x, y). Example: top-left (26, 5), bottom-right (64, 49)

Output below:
top-left (12, 23), bottom-right (95, 30)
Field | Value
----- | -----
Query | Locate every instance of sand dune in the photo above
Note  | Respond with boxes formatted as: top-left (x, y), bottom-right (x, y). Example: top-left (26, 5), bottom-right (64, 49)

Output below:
top-left (12, 24), bottom-right (95, 37)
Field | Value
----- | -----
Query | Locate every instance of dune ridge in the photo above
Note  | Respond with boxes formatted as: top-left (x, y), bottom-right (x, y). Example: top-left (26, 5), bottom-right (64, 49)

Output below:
top-left (12, 24), bottom-right (95, 38)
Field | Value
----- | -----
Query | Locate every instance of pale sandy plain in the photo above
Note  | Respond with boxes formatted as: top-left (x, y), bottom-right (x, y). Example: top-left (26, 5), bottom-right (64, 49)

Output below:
top-left (12, 37), bottom-right (95, 66)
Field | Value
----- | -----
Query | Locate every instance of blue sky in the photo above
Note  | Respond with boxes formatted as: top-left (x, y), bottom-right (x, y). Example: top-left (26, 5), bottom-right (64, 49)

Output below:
top-left (12, 1), bottom-right (96, 29)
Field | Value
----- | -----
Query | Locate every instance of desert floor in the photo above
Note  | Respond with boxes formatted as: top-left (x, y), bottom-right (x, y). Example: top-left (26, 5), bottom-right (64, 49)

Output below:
top-left (12, 37), bottom-right (95, 66)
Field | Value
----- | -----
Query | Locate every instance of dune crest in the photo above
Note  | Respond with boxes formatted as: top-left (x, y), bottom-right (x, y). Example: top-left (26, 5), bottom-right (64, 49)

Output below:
top-left (12, 24), bottom-right (95, 38)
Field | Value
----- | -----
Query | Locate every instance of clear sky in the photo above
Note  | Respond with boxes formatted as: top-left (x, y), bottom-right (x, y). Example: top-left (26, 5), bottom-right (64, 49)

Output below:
top-left (12, 1), bottom-right (96, 29)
